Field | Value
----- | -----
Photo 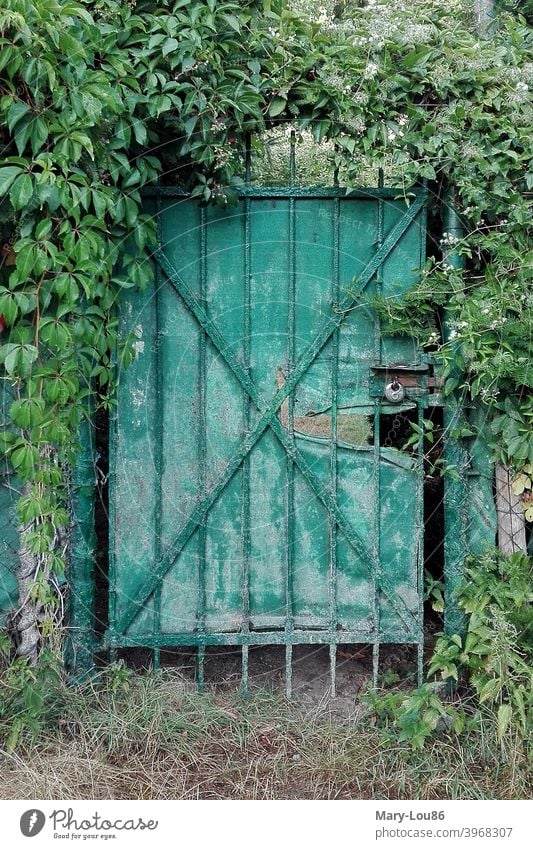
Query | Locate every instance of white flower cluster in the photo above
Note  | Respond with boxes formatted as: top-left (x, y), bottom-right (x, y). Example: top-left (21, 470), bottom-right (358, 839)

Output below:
top-left (508, 81), bottom-right (529, 105)
top-left (352, 91), bottom-right (369, 106)
top-left (350, 15), bottom-right (397, 52)
top-left (462, 144), bottom-right (479, 159)
top-left (210, 118), bottom-right (225, 133)
top-left (363, 61), bottom-right (379, 80)
top-left (457, 53), bottom-right (495, 72)
top-left (344, 116), bottom-right (365, 135)
top-left (499, 64), bottom-right (533, 85)
top-left (401, 23), bottom-right (434, 45)
top-left (214, 147), bottom-right (231, 166)
top-left (440, 232), bottom-right (460, 248)
top-left (521, 63), bottom-right (533, 84)
top-left (317, 6), bottom-right (332, 25)
top-left (321, 70), bottom-right (351, 94)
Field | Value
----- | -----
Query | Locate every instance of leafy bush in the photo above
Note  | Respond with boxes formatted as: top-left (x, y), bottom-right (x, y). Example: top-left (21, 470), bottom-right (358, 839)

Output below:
top-left (369, 549), bottom-right (532, 749)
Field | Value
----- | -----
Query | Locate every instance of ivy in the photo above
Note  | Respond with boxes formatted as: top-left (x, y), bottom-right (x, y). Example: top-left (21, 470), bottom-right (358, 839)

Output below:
top-left (0, 0), bottom-right (531, 654)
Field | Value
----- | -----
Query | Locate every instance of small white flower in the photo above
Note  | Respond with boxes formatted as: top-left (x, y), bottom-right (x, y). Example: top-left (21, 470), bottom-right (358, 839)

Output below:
top-left (363, 61), bottom-right (379, 79)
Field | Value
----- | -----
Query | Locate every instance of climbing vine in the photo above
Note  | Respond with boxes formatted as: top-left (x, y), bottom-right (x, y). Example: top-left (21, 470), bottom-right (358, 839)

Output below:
top-left (0, 0), bottom-right (531, 659)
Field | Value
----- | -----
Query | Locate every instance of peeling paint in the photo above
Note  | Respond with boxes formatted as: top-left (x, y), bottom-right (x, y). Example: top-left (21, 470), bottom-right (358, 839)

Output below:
top-left (110, 192), bottom-right (428, 663)
top-left (132, 323), bottom-right (145, 355)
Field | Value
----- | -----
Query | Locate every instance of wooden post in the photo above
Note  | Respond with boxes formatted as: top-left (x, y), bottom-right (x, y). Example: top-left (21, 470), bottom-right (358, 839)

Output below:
top-left (495, 464), bottom-right (527, 554)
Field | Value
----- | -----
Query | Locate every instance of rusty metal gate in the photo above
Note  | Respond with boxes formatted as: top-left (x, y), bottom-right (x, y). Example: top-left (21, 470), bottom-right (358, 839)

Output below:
top-left (100, 181), bottom-right (440, 694)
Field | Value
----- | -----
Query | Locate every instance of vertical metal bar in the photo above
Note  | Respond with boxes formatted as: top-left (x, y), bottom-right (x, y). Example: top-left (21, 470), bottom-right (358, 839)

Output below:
top-left (416, 401), bottom-right (425, 686)
top-left (375, 169), bottom-right (384, 364)
top-left (197, 206), bottom-right (208, 690)
top-left (372, 403), bottom-right (381, 688)
top-left (372, 179), bottom-right (385, 687)
top-left (442, 192), bottom-right (467, 638)
top-left (241, 644), bottom-right (249, 698)
top-left (245, 132), bottom-right (252, 185)
top-left (197, 644), bottom-right (205, 694)
top-left (108, 335), bottom-right (118, 665)
top-left (68, 410), bottom-right (96, 676)
top-left (333, 143), bottom-right (339, 188)
top-left (241, 161), bottom-right (252, 699)
top-left (153, 194), bottom-right (162, 673)
top-left (285, 129), bottom-right (296, 698)
top-left (329, 643), bottom-right (336, 697)
top-left (289, 128), bottom-right (296, 185)
top-left (328, 197), bottom-right (340, 697)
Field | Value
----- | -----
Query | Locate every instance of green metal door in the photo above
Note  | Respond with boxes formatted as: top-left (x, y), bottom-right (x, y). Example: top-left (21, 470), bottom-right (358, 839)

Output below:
top-left (107, 186), bottom-right (430, 691)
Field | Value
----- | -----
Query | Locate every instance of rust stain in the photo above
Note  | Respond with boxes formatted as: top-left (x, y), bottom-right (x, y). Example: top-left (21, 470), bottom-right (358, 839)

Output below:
top-left (276, 368), bottom-right (370, 446)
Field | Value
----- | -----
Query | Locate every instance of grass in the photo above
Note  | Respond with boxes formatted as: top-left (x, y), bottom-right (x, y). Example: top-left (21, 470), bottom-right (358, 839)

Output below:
top-left (1, 664), bottom-right (531, 800)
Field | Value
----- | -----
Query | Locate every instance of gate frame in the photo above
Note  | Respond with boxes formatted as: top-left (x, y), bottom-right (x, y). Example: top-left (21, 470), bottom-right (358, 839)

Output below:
top-left (67, 184), bottom-right (496, 683)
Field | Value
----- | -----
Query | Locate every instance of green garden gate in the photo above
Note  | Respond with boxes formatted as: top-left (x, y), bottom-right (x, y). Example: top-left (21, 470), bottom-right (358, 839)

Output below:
top-left (103, 182), bottom-right (442, 694)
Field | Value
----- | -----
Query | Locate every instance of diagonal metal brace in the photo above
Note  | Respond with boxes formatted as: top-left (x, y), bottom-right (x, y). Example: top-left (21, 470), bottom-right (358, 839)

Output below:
top-left (155, 254), bottom-right (420, 634)
top-left (114, 195), bottom-right (425, 636)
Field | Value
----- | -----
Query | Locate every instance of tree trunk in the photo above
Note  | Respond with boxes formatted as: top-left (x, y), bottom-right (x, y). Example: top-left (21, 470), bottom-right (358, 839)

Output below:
top-left (14, 484), bottom-right (41, 663)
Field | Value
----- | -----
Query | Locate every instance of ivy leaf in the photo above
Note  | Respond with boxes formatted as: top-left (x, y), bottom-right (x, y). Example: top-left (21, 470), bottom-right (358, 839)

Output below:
top-left (30, 117), bottom-right (49, 154)
top-left (268, 95), bottom-right (287, 117)
top-left (7, 102), bottom-right (31, 133)
top-left (10, 173), bottom-right (33, 210)
top-left (0, 343), bottom-right (39, 376)
top-left (34, 219), bottom-right (52, 241)
top-left (221, 14), bottom-right (241, 33)
top-left (0, 166), bottom-right (24, 196)
top-left (162, 38), bottom-right (179, 57)
top-left (10, 398), bottom-right (46, 429)
top-left (10, 443), bottom-right (40, 478)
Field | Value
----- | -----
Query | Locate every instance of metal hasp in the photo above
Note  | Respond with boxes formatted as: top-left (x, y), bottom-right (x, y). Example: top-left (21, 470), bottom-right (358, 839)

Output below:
top-left (105, 185), bottom-right (429, 692)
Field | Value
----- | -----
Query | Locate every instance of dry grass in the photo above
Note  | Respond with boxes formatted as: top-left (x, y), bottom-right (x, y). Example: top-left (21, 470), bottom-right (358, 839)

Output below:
top-left (1, 667), bottom-right (530, 800)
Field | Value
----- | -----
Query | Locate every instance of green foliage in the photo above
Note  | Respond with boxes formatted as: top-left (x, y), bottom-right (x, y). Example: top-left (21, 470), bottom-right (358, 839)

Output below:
top-left (372, 683), bottom-right (467, 751)
top-left (370, 550), bottom-right (532, 750)
top-left (424, 569), bottom-right (445, 612)
top-left (490, 397), bottom-right (533, 467)
top-left (510, 463), bottom-right (533, 523)
top-left (0, 648), bottom-right (63, 750)
top-left (0, 0), bottom-right (531, 655)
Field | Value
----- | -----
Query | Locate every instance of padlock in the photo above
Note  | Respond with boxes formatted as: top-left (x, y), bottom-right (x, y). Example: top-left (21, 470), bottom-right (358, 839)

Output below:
top-left (384, 377), bottom-right (405, 404)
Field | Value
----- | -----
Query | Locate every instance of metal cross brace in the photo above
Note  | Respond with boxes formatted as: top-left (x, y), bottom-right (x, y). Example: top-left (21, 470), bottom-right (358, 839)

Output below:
top-left (114, 193), bottom-right (425, 636)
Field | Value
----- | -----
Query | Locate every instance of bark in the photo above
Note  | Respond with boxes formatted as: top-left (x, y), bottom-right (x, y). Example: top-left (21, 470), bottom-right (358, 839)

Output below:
top-left (15, 484), bottom-right (41, 663)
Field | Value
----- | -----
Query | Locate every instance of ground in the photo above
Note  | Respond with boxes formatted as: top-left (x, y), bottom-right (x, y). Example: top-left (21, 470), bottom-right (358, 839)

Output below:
top-left (1, 644), bottom-right (530, 800)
